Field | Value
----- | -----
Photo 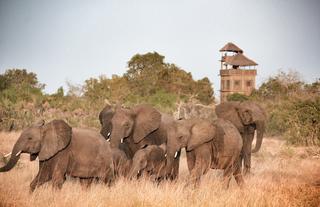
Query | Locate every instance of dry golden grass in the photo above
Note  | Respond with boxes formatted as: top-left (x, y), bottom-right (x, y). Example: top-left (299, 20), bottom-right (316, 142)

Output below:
top-left (0, 132), bottom-right (319, 207)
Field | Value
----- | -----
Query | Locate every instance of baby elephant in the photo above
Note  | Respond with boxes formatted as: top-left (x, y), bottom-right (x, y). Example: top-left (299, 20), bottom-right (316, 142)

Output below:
top-left (0, 120), bottom-right (115, 191)
top-left (128, 144), bottom-right (166, 179)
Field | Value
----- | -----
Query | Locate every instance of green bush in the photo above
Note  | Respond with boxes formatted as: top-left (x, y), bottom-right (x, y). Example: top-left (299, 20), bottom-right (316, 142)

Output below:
top-left (251, 71), bottom-right (320, 146)
top-left (227, 93), bottom-right (249, 102)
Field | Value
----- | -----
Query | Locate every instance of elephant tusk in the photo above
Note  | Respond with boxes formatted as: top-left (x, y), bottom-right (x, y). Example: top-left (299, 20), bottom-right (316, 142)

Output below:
top-left (164, 153), bottom-right (167, 158)
top-left (107, 132), bottom-right (111, 138)
top-left (121, 138), bottom-right (124, 143)
top-left (106, 138), bottom-right (110, 142)
top-left (15, 150), bottom-right (22, 156)
top-left (174, 151), bottom-right (178, 158)
top-left (4, 152), bottom-right (12, 157)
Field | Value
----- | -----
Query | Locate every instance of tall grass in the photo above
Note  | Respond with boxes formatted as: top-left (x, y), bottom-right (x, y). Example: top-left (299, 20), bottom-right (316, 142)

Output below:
top-left (0, 133), bottom-right (319, 207)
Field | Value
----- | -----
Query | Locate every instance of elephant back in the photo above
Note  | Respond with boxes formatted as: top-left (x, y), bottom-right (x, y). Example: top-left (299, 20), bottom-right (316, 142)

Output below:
top-left (216, 119), bottom-right (242, 157)
top-left (215, 102), bottom-right (244, 133)
top-left (68, 128), bottom-right (113, 177)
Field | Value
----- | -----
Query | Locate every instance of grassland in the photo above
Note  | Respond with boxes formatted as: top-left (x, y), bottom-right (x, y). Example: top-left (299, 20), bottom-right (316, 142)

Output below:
top-left (0, 132), bottom-right (319, 207)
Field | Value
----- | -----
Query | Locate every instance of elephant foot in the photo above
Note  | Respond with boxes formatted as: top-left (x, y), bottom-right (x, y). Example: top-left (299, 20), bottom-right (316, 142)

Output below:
top-left (29, 186), bottom-right (36, 194)
top-left (235, 176), bottom-right (245, 189)
top-left (243, 168), bottom-right (254, 177)
top-left (185, 177), bottom-right (200, 189)
top-left (244, 172), bottom-right (254, 178)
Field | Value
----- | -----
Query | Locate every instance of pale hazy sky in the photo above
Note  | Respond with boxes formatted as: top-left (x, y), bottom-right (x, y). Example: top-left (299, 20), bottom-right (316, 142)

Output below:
top-left (0, 0), bottom-right (319, 97)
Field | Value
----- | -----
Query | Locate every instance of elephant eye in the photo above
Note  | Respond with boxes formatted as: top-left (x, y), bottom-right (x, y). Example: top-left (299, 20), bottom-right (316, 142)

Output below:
top-left (28, 137), bottom-right (32, 140)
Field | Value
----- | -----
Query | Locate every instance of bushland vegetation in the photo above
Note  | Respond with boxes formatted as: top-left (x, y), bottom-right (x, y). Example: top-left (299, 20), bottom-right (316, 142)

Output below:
top-left (0, 132), bottom-right (319, 207)
top-left (0, 52), bottom-right (214, 130)
top-left (1, 53), bottom-right (319, 147)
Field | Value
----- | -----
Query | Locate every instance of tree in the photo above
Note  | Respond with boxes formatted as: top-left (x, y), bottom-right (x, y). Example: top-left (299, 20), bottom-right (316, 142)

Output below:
top-left (124, 52), bottom-right (215, 105)
top-left (252, 70), bottom-right (304, 99)
top-left (124, 52), bottom-right (165, 96)
top-left (195, 77), bottom-right (215, 104)
top-left (0, 69), bottom-right (44, 103)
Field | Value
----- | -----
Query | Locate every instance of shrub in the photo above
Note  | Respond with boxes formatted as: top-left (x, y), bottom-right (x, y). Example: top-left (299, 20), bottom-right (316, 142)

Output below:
top-left (252, 70), bottom-right (320, 146)
top-left (227, 93), bottom-right (249, 102)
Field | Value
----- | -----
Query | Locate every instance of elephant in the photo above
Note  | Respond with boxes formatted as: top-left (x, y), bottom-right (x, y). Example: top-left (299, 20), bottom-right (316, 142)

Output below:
top-left (111, 147), bottom-right (131, 177)
top-left (128, 144), bottom-right (166, 180)
top-left (215, 101), bottom-right (266, 175)
top-left (99, 104), bottom-right (180, 180)
top-left (165, 118), bottom-right (244, 188)
top-left (0, 120), bottom-right (114, 192)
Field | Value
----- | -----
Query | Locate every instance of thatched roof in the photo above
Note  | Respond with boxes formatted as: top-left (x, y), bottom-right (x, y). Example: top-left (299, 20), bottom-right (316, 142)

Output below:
top-left (219, 42), bottom-right (243, 53)
top-left (223, 53), bottom-right (258, 66)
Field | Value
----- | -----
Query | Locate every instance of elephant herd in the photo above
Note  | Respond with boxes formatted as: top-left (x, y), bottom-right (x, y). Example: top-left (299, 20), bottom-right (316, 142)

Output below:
top-left (0, 101), bottom-right (266, 191)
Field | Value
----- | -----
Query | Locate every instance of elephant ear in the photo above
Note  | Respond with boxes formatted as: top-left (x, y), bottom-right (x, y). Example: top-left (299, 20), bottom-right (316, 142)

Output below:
top-left (39, 120), bottom-right (72, 161)
top-left (132, 105), bottom-right (161, 143)
top-left (99, 105), bottom-right (114, 125)
top-left (187, 121), bottom-right (215, 151)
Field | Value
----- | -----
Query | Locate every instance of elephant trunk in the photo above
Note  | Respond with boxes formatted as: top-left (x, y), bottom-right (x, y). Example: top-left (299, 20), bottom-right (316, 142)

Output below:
top-left (252, 121), bottom-right (265, 153)
top-left (0, 141), bottom-right (22, 172)
top-left (163, 148), bottom-right (177, 178)
top-left (109, 128), bottom-right (122, 149)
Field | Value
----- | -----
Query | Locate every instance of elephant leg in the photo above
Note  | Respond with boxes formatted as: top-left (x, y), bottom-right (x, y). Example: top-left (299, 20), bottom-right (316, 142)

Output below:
top-left (222, 159), bottom-right (234, 189)
top-left (243, 130), bottom-right (254, 176)
top-left (80, 178), bottom-right (94, 188)
top-left (233, 158), bottom-right (244, 188)
top-left (188, 144), bottom-right (211, 187)
top-left (30, 162), bottom-right (52, 192)
top-left (103, 167), bottom-right (115, 187)
top-left (52, 170), bottom-right (66, 189)
top-left (51, 156), bottom-right (68, 190)
top-left (30, 172), bottom-right (50, 192)
top-left (186, 150), bottom-right (196, 172)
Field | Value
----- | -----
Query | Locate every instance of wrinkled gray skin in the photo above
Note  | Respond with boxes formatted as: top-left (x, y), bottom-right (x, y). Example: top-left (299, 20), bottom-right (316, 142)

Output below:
top-left (0, 120), bottom-right (114, 192)
top-left (99, 104), bottom-right (180, 180)
top-left (111, 147), bottom-right (131, 177)
top-left (128, 144), bottom-right (166, 180)
top-left (165, 118), bottom-right (244, 188)
top-left (215, 101), bottom-right (266, 175)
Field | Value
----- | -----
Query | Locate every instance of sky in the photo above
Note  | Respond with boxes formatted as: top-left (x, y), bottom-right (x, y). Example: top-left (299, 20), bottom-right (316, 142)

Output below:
top-left (0, 0), bottom-right (319, 98)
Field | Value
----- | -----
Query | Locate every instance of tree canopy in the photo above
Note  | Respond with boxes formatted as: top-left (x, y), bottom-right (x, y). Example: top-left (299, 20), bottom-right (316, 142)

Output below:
top-left (83, 52), bottom-right (215, 106)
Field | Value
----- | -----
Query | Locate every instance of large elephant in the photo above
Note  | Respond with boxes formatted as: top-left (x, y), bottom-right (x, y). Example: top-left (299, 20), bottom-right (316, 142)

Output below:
top-left (128, 144), bottom-right (166, 179)
top-left (99, 104), bottom-right (180, 180)
top-left (215, 101), bottom-right (266, 175)
top-left (0, 120), bottom-right (114, 191)
top-left (165, 118), bottom-right (244, 188)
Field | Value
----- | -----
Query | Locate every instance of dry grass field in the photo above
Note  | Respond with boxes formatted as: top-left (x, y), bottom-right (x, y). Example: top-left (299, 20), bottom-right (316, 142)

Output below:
top-left (0, 132), bottom-right (319, 207)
